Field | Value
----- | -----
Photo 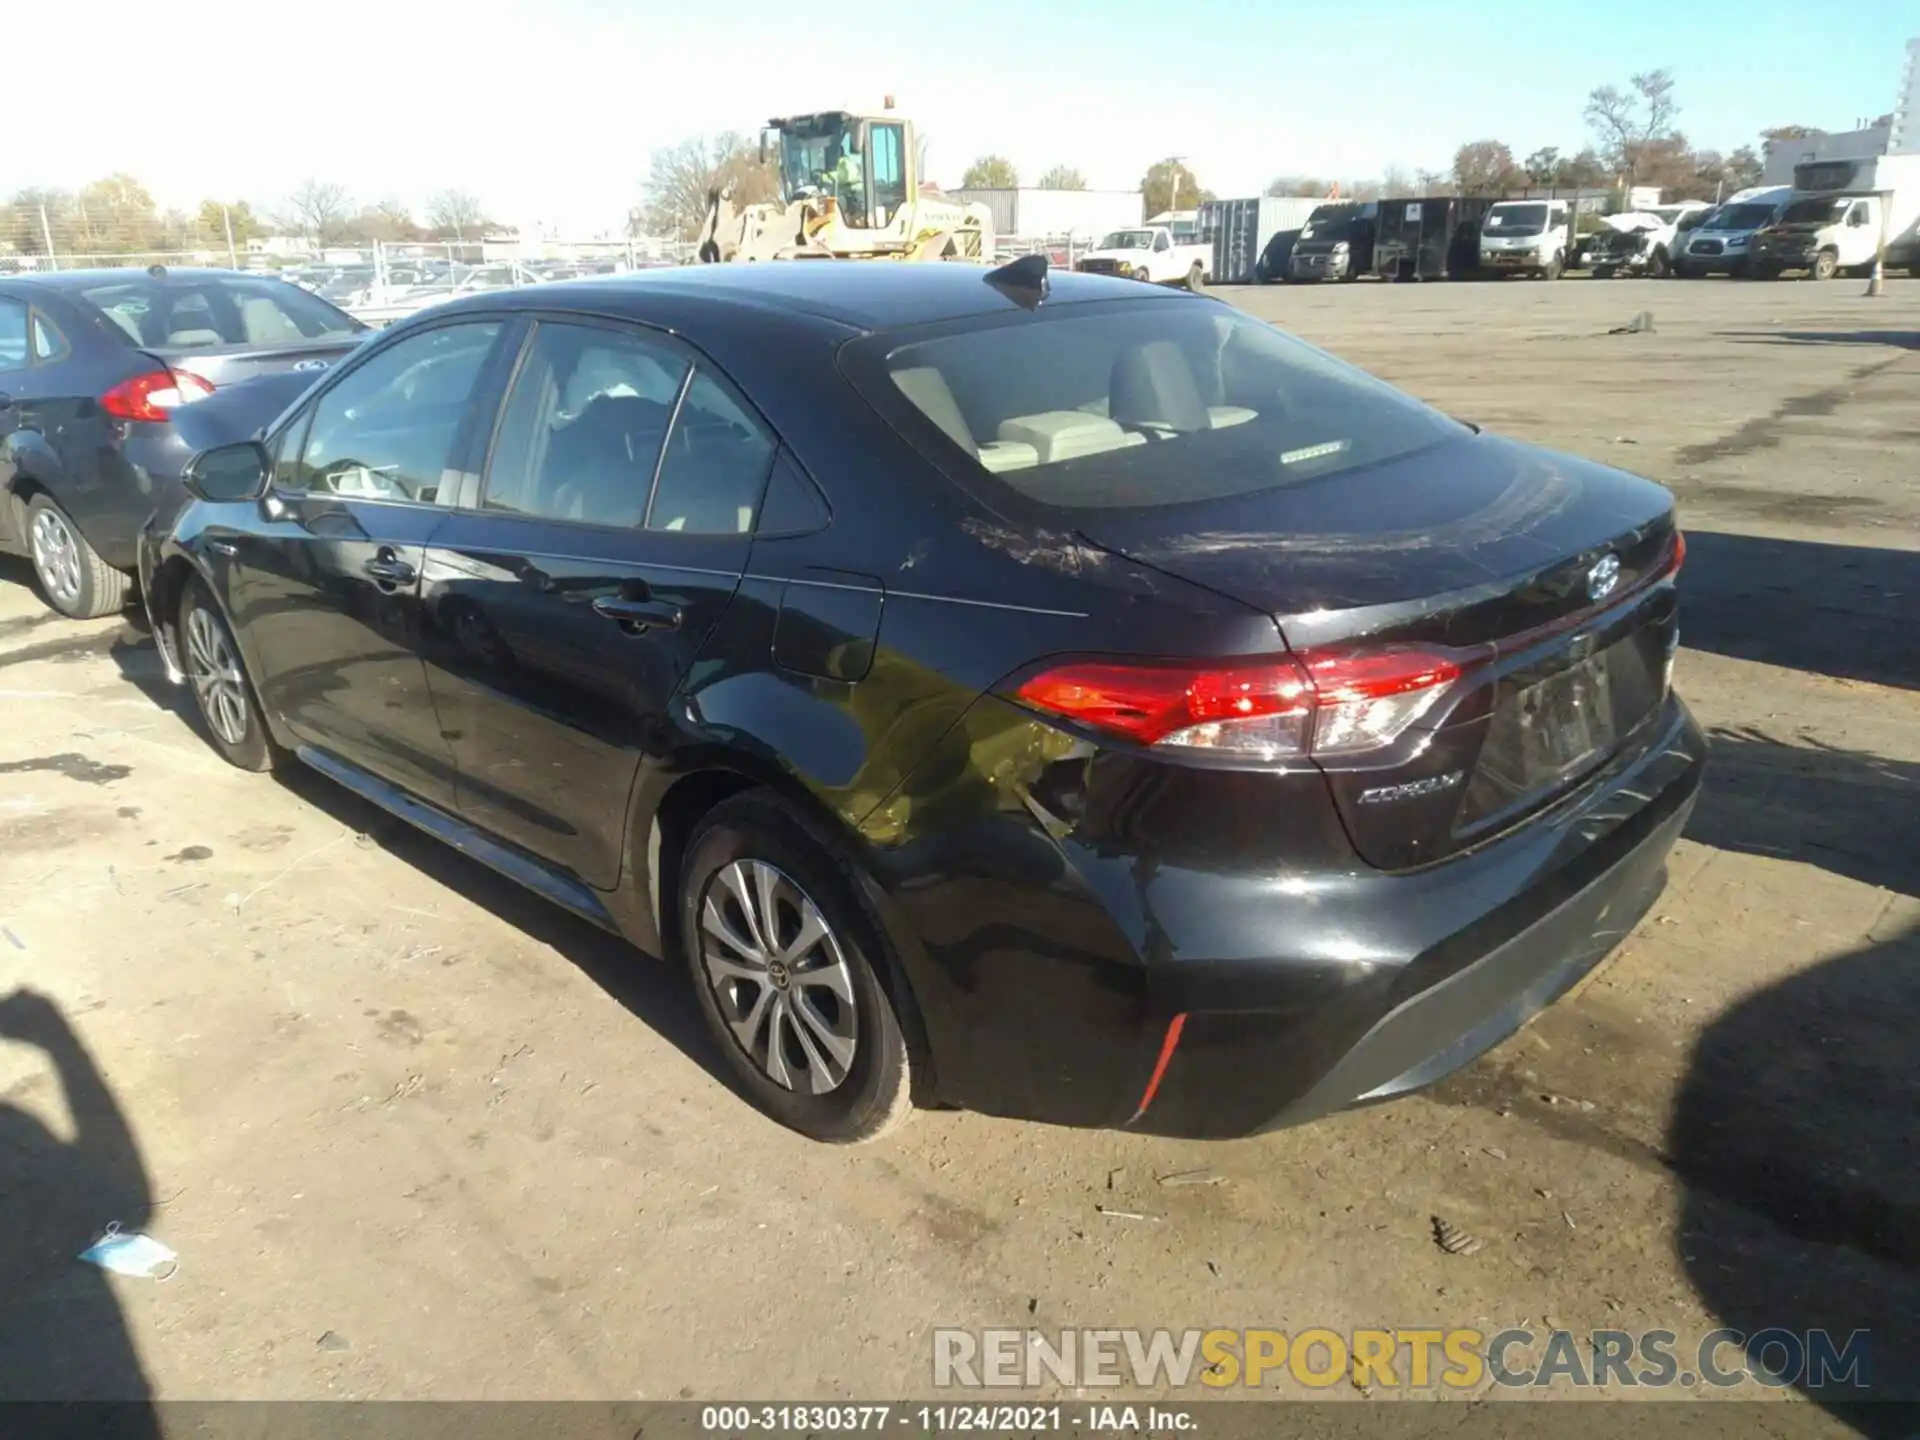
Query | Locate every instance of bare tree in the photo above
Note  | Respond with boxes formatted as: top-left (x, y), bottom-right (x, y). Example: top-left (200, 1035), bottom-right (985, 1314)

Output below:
top-left (426, 189), bottom-right (488, 240)
top-left (1760, 124), bottom-right (1821, 141)
top-left (961, 155), bottom-right (1019, 189)
top-left (1037, 165), bottom-right (1087, 190)
top-left (1377, 164), bottom-right (1414, 198)
top-left (372, 198), bottom-right (419, 239)
top-left (1264, 176), bottom-right (1331, 198)
top-left (284, 179), bottom-right (351, 246)
top-left (1452, 140), bottom-right (1521, 196)
top-left (1584, 69), bottom-right (1680, 184)
top-left (1524, 147), bottom-right (1561, 185)
top-left (642, 132), bottom-right (776, 241)
top-left (1414, 168), bottom-right (1453, 194)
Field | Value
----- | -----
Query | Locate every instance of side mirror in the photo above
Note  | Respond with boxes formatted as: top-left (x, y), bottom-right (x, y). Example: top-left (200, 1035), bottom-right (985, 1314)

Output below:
top-left (181, 440), bottom-right (271, 503)
top-left (850, 119), bottom-right (869, 156)
top-left (759, 128), bottom-right (772, 167)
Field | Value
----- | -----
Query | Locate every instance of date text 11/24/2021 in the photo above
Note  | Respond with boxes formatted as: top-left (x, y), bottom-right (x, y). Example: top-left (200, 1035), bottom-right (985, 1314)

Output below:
top-left (701, 1404), bottom-right (1197, 1433)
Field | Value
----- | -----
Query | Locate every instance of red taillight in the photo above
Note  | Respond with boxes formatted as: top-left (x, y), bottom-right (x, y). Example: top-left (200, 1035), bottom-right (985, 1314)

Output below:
top-left (99, 369), bottom-right (215, 423)
top-left (1665, 529), bottom-right (1687, 577)
top-left (1014, 647), bottom-right (1468, 760)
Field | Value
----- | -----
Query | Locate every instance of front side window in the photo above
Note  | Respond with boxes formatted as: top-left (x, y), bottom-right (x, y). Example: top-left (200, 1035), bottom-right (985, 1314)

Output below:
top-left (0, 299), bottom-right (28, 369)
top-left (292, 320), bottom-right (502, 502)
top-left (849, 304), bottom-right (1460, 513)
top-left (483, 322), bottom-right (689, 528)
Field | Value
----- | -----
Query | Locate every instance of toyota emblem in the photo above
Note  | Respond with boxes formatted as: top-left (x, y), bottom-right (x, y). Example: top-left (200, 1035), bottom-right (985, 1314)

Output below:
top-left (1587, 553), bottom-right (1622, 603)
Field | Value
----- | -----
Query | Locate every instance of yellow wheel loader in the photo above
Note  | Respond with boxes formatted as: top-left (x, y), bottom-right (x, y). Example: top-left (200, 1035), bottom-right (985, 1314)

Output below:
top-left (697, 109), bottom-right (994, 264)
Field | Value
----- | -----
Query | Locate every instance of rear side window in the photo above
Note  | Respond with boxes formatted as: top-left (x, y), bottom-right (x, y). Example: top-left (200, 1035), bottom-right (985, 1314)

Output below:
top-left (77, 276), bottom-right (362, 348)
top-left (292, 320), bottom-right (502, 503)
top-left (31, 312), bottom-right (67, 361)
top-left (648, 371), bottom-right (775, 534)
top-left (847, 303), bottom-right (1460, 513)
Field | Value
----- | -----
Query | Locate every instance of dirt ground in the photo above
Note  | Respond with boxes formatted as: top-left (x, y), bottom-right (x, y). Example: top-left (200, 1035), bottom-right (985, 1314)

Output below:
top-left (0, 275), bottom-right (1914, 1424)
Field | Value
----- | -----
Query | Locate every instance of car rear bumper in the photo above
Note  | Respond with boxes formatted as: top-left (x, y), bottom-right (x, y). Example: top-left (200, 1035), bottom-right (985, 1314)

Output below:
top-left (1131, 699), bottom-right (1703, 1137)
top-left (876, 693), bottom-right (1705, 1137)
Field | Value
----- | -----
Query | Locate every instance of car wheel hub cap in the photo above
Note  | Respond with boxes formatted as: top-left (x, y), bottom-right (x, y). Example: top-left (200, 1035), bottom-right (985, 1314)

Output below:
top-left (185, 608), bottom-right (249, 747)
top-left (29, 511), bottom-right (81, 605)
top-left (699, 859), bottom-right (857, 1095)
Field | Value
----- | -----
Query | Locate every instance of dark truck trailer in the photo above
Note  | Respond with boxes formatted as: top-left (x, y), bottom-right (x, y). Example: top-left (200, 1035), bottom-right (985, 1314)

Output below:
top-left (1373, 195), bottom-right (1499, 280)
top-left (1285, 201), bottom-right (1378, 282)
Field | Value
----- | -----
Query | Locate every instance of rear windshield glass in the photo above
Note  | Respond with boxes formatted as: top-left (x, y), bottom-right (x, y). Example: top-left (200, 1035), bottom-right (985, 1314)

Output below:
top-left (78, 276), bottom-right (364, 349)
top-left (847, 302), bottom-right (1460, 513)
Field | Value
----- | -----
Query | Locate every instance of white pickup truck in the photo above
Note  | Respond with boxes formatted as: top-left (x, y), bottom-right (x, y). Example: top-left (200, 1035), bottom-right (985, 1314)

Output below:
top-left (1073, 226), bottom-right (1212, 288)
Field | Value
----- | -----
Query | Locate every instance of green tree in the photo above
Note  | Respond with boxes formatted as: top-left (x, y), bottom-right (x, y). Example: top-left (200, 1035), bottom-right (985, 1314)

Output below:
top-left (1555, 148), bottom-right (1609, 188)
top-left (1141, 159), bottom-right (1210, 216)
top-left (1265, 176), bottom-right (1330, 198)
top-left (961, 155), bottom-right (1019, 189)
top-left (195, 200), bottom-right (258, 249)
top-left (75, 174), bottom-right (162, 254)
top-left (1036, 165), bottom-right (1086, 190)
top-left (1523, 147), bottom-right (1561, 185)
top-left (1723, 145), bottom-right (1763, 191)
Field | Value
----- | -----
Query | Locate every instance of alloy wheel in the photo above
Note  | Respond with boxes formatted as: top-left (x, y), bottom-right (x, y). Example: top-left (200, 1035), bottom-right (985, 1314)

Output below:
top-left (29, 509), bottom-right (82, 608)
top-left (185, 606), bottom-right (250, 747)
top-left (699, 859), bottom-right (858, 1095)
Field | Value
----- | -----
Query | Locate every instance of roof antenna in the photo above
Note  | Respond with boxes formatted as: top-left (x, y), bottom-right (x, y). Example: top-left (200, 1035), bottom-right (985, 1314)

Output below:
top-left (985, 252), bottom-right (1048, 309)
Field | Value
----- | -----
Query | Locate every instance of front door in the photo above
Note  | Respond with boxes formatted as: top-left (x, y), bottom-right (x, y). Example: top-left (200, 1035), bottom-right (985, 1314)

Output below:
top-left (227, 316), bottom-right (513, 808)
top-left (419, 317), bottom-right (772, 887)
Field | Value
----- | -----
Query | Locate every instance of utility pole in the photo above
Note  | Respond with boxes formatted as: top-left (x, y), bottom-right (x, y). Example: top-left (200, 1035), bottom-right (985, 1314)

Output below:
top-left (223, 203), bottom-right (238, 268)
top-left (1168, 155), bottom-right (1186, 215)
top-left (38, 203), bottom-right (58, 270)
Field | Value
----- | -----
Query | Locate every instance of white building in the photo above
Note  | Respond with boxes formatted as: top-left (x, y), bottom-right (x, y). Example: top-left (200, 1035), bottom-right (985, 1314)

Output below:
top-left (1762, 120), bottom-right (1893, 186)
top-left (1892, 37), bottom-right (1920, 154)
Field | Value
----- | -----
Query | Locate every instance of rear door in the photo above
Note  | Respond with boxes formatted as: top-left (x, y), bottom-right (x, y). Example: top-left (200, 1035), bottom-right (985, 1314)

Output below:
top-left (223, 315), bottom-right (515, 808)
top-left (418, 317), bottom-right (770, 887)
top-left (0, 293), bottom-right (98, 540)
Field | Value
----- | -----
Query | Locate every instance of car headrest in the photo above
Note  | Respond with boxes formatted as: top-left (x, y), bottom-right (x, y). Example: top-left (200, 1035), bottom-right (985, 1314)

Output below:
top-left (1110, 340), bottom-right (1209, 433)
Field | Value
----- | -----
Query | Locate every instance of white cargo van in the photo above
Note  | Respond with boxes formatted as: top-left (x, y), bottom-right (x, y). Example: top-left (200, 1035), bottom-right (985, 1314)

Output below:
top-left (1478, 198), bottom-right (1574, 278)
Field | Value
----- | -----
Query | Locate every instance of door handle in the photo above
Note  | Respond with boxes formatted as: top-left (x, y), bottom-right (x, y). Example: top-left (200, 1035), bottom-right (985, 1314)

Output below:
top-left (592, 596), bottom-right (682, 632)
top-left (363, 555), bottom-right (417, 586)
top-left (206, 538), bottom-right (239, 557)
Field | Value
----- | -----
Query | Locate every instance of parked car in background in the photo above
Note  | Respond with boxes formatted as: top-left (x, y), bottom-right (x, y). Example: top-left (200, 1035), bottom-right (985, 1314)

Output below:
top-left (1478, 198), bottom-right (1573, 279)
top-left (1674, 187), bottom-right (1791, 277)
top-left (1073, 226), bottom-right (1212, 289)
top-left (144, 261), bottom-right (1701, 1145)
top-left (0, 268), bottom-right (367, 617)
top-left (1588, 202), bottom-right (1711, 279)
top-left (1285, 201), bottom-right (1378, 282)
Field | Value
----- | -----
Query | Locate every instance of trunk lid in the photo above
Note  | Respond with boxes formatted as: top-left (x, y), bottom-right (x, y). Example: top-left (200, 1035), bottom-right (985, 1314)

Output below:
top-left (152, 336), bottom-right (365, 391)
top-left (1074, 431), bottom-right (1682, 869)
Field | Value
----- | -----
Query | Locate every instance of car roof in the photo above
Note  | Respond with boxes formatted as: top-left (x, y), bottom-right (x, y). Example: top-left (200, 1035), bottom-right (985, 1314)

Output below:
top-left (1, 267), bottom-right (296, 291)
top-left (432, 261), bottom-right (1188, 333)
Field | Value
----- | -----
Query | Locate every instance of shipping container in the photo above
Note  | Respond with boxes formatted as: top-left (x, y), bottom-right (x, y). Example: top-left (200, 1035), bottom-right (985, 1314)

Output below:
top-left (1198, 197), bottom-right (1325, 283)
top-left (1371, 196), bottom-right (1500, 280)
top-left (947, 188), bottom-right (1143, 242)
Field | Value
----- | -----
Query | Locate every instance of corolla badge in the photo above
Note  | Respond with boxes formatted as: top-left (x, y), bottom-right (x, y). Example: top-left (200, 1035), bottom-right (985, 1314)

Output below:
top-left (1587, 553), bottom-right (1622, 603)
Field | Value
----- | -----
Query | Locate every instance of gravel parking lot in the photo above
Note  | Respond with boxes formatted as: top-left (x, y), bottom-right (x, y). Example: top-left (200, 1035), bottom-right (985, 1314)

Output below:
top-left (1, 275), bottom-right (1914, 1422)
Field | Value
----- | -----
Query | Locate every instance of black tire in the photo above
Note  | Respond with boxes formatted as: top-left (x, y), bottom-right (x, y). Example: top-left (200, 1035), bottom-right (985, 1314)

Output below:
top-left (1185, 261), bottom-right (1206, 293)
top-left (23, 492), bottom-right (128, 620)
top-left (1810, 249), bottom-right (1839, 282)
top-left (1649, 247), bottom-right (1671, 278)
top-left (679, 792), bottom-right (914, 1144)
top-left (178, 578), bottom-right (278, 772)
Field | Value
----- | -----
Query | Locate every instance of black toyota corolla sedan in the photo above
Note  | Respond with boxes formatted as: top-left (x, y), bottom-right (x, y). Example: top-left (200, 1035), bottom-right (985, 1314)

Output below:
top-left (140, 259), bottom-right (1703, 1143)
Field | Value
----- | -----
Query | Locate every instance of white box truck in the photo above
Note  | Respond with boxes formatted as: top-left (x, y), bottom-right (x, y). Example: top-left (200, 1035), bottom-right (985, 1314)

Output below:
top-left (1749, 154), bottom-right (1920, 281)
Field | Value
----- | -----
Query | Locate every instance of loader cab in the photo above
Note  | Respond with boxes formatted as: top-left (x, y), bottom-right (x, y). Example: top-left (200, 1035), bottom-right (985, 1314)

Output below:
top-left (770, 111), bottom-right (911, 234)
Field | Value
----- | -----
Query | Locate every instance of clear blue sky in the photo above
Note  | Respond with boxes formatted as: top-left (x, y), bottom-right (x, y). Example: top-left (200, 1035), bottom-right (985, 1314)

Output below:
top-left (14, 0), bottom-right (1913, 235)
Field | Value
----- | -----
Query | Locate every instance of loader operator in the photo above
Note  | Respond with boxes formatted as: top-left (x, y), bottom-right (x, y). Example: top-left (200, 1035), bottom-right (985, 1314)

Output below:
top-left (823, 137), bottom-right (867, 226)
